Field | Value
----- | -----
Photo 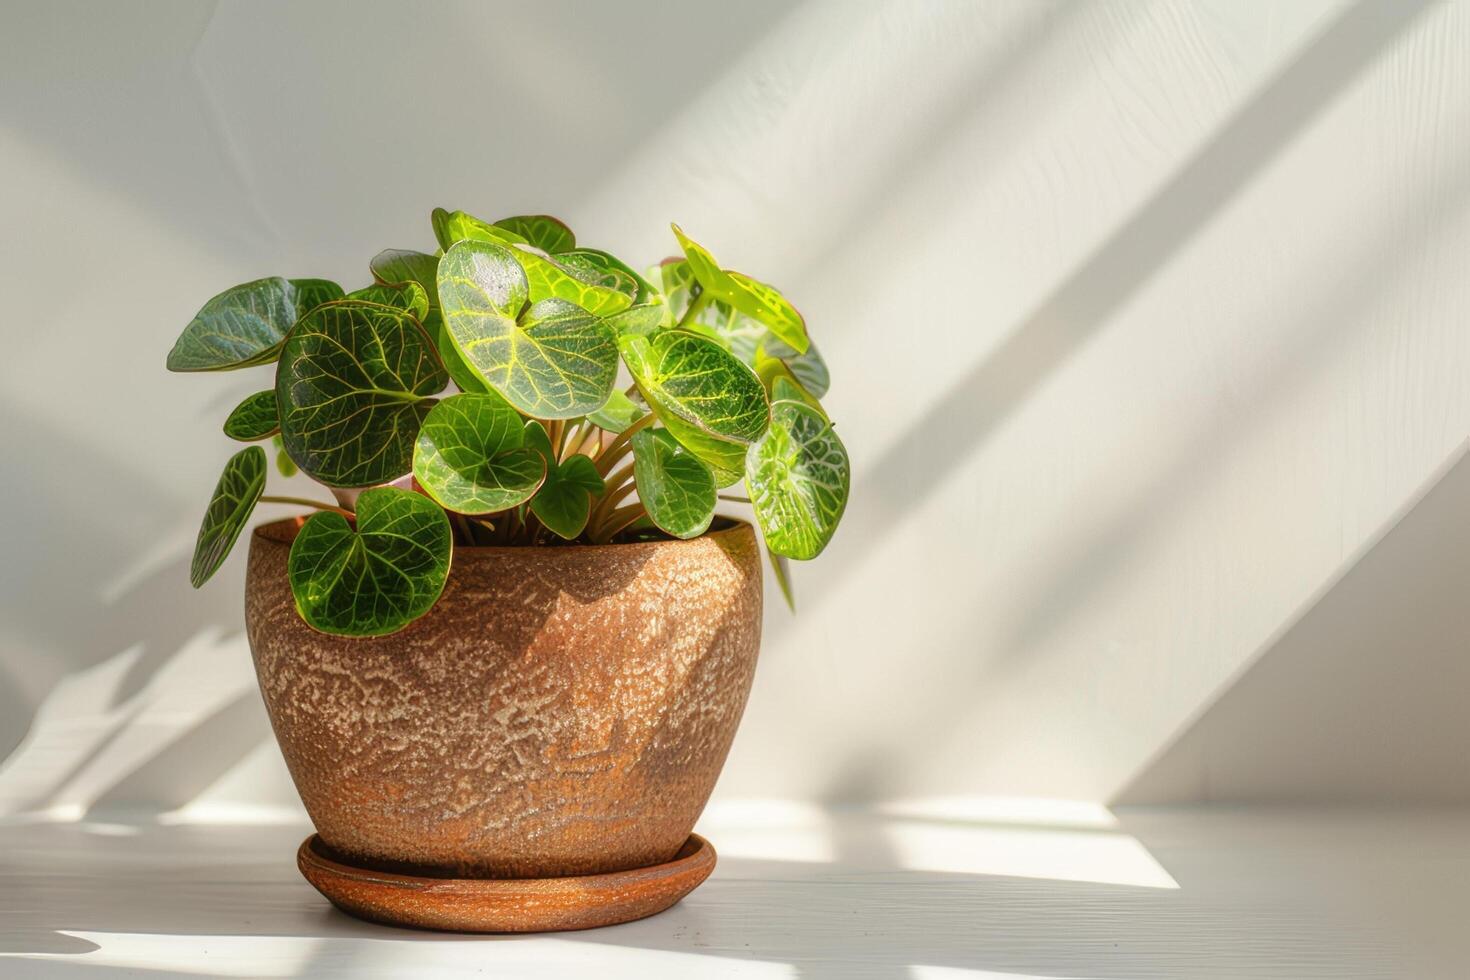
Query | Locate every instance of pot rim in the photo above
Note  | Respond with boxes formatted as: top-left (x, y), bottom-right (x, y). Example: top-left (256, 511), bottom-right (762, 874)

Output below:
top-left (250, 515), bottom-right (755, 556)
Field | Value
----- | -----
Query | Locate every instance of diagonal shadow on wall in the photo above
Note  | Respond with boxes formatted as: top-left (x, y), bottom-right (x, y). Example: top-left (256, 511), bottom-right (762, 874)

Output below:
top-left (800, 0), bottom-right (1435, 614)
top-left (1115, 441), bottom-right (1470, 805)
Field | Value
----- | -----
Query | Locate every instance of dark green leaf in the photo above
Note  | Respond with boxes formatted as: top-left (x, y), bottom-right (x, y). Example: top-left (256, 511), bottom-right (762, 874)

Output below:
top-left (632, 428), bottom-right (716, 539)
top-left (370, 249), bottom-right (439, 300)
top-left (524, 423), bottom-right (605, 539)
top-left (167, 278), bottom-right (296, 372)
top-left (438, 241), bottom-right (619, 419)
top-left (276, 300), bottom-right (448, 487)
top-left (493, 214), bottom-right (575, 253)
top-left (190, 446), bottom-right (266, 588)
top-left (346, 281), bottom-right (430, 321)
top-left (413, 392), bottom-right (546, 514)
top-left (287, 487), bottom-right (451, 637)
top-left (290, 278), bottom-right (346, 318)
top-left (432, 207), bottom-right (527, 250)
top-left (746, 400), bottom-right (849, 559)
top-left (670, 224), bottom-right (809, 353)
top-left (223, 389), bottom-right (279, 441)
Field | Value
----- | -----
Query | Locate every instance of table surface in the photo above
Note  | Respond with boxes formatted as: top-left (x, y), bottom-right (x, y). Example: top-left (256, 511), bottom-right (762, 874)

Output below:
top-left (2, 801), bottom-right (1467, 979)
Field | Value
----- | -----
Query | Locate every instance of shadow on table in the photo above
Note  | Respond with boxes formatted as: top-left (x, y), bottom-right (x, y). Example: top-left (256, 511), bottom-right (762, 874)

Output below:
top-left (0, 810), bottom-right (1408, 980)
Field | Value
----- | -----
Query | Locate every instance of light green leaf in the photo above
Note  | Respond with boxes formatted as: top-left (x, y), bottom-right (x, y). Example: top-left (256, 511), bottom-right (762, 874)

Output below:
top-left (272, 434), bottom-right (297, 477)
top-left (276, 300), bottom-right (448, 487)
top-left (632, 428), bottom-right (716, 539)
top-left (287, 487), bottom-right (451, 637)
top-left (346, 281), bottom-right (431, 321)
top-left (654, 410), bottom-right (747, 488)
top-left (438, 241), bottom-right (619, 419)
top-left (746, 400), bottom-right (849, 559)
top-left (413, 392), bottom-right (545, 514)
top-left (223, 389), bottom-right (279, 441)
top-left (167, 278), bottom-right (296, 372)
top-left (190, 446), bottom-right (266, 588)
top-left (432, 207), bottom-right (527, 250)
top-left (587, 389), bottom-right (646, 433)
top-left (524, 422), bottom-right (605, 539)
top-left (763, 336), bottom-right (829, 397)
top-left (513, 246), bottom-right (633, 317)
top-left (620, 328), bottom-right (769, 445)
top-left (605, 301), bottom-right (668, 336)
top-left (670, 224), bottom-right (808, 353)
top-left (493, 214), bottom-right (575, 253)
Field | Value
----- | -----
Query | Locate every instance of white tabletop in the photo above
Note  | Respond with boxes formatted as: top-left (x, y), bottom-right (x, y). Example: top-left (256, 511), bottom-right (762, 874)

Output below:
top-left (3, 801), bottom-right (1467, 979)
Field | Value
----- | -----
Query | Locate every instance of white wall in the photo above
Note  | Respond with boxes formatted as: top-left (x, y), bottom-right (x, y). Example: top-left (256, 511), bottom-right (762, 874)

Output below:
top-left (2, 0), bottom-right (1469, 818)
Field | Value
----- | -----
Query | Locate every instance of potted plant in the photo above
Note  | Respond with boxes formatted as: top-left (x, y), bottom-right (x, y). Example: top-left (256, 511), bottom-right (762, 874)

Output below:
top-left (168, 208), bottom-right (849, 932)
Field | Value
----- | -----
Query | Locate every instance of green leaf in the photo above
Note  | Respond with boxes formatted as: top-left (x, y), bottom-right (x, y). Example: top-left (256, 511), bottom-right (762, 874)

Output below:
top-left (346, 281), bottom-right (430, 321)
top-left (493, 214), bottom-right (575, 253)
top-left (513, 247), bottom-right (633, 317)
top-left (370, 249), bottom-right (439, 300)
top-left (272, 434), bottom-right (297, 477)
top-left (653, 410), bottom-right (747, 488)
top-left (223, 389), bottom-right (279, 441)
top-left (438, 240), bottom-right (619, 419)
top-left (190, 446), bottom-right (266, 588)
top-left (632, 428), bottom-right (716, 539)
top-left (764, 336), bottom-right (829, 397)
top-left (620, 331), bottom-right (769, 443)
top-left (746, 400), bottom-right (849, 559)
top-left (287, 487), bottom-right (451, 637)
top-left (432, 207), bottom-right (528, 250)
top-left (604, 301), bottom-right (668, 337)
top-left (587, 389), bottom-right (646, 433)
top-left (670, 224), bottom-right (808, 353)
top-left (276, 300), bottom-right (448, 487)
top-left (413, 392), bottom-right (546, 514)
top-left (290, 279), bottom-right (347, 318)
top-left (524, 423), bottom-right (605, 539)
top-left (166, 278), bottom-right (295, 372)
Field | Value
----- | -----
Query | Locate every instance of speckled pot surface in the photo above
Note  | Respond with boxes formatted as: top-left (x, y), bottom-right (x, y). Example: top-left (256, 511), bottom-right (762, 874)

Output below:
top-left (245, 518), bottom-right (762, 880)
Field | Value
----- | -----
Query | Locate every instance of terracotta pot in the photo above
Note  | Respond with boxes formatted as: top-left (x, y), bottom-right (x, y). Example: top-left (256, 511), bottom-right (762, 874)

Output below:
top-left (244, 518), bottom-right (762, 879)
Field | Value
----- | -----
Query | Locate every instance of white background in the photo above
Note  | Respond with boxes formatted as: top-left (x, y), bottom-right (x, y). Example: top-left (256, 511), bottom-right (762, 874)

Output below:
top-left (3, 0), bottom-right (1470, 822)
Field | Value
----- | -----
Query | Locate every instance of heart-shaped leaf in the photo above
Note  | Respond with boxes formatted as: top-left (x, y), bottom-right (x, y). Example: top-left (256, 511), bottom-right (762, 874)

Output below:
top-left (223, 389), bottom-right (279, 441)
top-left (168, 277), bottom-right (324, 372)
top-left (413, 392), bottom-right (546, 514)
top-left (287, 487), bottom-right (452, 637)
top-left (632, 428), bottom-right (716, 539)
top-left (587, 389), bottom-right (646, 433)
top-left (513, 246), bottom-right (633, 317)
top-left (493, 214), bottom-right (575, 254)
top-left (432, 207), bottom-right (528, 250)
top-left (670, 224), bottom-right (808, 353)
top-left (277, 300), bottom-right (448, 487)
top-left (746, 400), bottom-right (849, 559)
top-left (523, 422), bottom-right (606, 539)
top-left (190, 446), bottom-right (266, 587)
top-left (346, 281), bottom-right (430, 321)
top-left (438, 240), bottom-right (619, 419)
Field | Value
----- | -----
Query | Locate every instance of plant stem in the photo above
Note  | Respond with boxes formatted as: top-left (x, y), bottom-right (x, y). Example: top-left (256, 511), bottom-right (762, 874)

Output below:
top-left (718, 493), bottom-right (752, 504)
top-left (594, 413), bottom-right (655, 476)
top-left (677, 288), bottom-right (711, 328)
top-left (258, 495), bottom-right (354, 518)
top-left (591, 503), bottom-right (648, 544)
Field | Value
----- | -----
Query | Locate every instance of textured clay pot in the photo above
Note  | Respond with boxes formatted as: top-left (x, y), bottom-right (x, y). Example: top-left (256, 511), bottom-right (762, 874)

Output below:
top-left (244, 518), bottom-right (762, 882)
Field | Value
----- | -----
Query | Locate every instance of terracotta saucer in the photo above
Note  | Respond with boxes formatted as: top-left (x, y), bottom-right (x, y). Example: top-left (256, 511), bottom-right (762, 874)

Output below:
top-left (296, 833), bottom-right (716, 933)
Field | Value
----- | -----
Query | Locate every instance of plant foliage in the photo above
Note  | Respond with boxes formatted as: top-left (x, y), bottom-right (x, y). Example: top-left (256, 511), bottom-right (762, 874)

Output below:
top-left (170, 209), bottom-right (848, 634)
